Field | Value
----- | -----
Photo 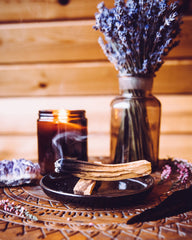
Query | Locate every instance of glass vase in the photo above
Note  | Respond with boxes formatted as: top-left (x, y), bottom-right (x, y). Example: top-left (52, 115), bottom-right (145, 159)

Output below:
top-left (110, 75), bottom-right (161, 170)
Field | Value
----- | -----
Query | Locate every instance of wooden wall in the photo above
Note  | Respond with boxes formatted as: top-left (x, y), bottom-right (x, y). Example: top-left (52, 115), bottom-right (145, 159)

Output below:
top-left (0, 0), bottom-right (191, 162)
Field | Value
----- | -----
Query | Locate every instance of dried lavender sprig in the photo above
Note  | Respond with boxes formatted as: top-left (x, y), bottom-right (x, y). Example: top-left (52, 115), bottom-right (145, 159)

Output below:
top-left (0, 199), bottom-right (38, 221)
top-left (158, 158), bottom-right (192, 187)
top-left (160, 164), bottom-right (172, 181)
top-left (174, 159), bottom-right (191, 184)
top-left (94, 0), bottom-right (183, 76)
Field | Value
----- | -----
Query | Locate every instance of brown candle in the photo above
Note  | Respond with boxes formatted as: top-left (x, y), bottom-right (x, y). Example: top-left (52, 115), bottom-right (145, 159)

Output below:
top-left (37, 110), bottom-right (87, 175)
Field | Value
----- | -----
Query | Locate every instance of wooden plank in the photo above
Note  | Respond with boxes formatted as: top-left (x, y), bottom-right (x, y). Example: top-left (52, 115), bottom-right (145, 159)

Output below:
top-left (0, 0), bottom-right (190, 22)
top-left (0, 62), bottom-right (117, 97)
top-left (154, 60), bottom-right (192, 94)
top-left (0, 95), bottom-right (191, 135)
top-left (0, 17), bottom-right (191, 64)
top-left (0, 0), bottom-right (114, 22)
top-left (0, 21), bottom-right (103, 63)
top-left (0, 96), bottom-right (112, 135)
top-left (159, 134), bottom-right (192, 161)
top-left (169, 16), bottom-right (192, 58)
top-left (160, 95), bottom-right (192, 134)
top-left (0, 134), bottom-right (191, 162)
top-left (0, 60), bottom-right (191, 97)
top-left (0, 134), bottom-right (110, 161)
top-left (0, 135), bottom-right (38, 161)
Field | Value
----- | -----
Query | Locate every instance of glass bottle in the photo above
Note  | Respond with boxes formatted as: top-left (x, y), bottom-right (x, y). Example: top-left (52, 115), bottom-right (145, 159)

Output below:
top-left (110, 75), bottom-right (161, 170)
top-left (37, 110), bottom-right (87, 175)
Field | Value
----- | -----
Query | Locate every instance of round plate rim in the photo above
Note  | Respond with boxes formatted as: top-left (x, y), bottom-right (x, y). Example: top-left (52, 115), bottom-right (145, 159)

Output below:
top-left (40, 174), bottom-right (154, 200)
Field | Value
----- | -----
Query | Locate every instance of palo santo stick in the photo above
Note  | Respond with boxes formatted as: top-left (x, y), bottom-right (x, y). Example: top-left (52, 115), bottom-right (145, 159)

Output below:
top-left (73, 179), bottom-right (96, 195)
top-left (55, 159), bottom-right (151, 181)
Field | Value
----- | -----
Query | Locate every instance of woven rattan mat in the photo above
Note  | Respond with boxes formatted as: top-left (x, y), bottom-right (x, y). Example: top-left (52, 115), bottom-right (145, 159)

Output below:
top-left (0, 159), bottom-right (192, 239)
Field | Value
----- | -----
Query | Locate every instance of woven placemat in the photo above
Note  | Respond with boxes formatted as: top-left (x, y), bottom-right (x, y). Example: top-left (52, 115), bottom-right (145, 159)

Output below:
top-left (0, 158), bottom-right (191, 239)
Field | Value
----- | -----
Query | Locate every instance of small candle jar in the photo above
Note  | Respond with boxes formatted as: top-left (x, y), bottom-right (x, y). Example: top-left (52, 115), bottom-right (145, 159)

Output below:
top-left (37, 110), bottom-right (87, 175)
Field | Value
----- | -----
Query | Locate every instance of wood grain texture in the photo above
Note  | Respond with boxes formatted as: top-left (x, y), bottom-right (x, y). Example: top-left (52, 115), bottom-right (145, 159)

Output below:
top-left (159, 134), bottom-right (192, 161)
top-left (0, 95), bottom-right (191, 135)
top-left (0, 20), bottom-right (103, 63)
top-left (0, 17), bottom-right (191, 64)
top-left (0, 133), bottom-right (191, 162)
top-left (0, 0), bottom-right (114, 22)
top-left (0, 95), bottom-right (191, 161)
top-left (0, 60), bottom-right (191, 96)
top-left (55, 159), bottom-right (151, 180)
top-left (0, 0), bottom-right (190, 22)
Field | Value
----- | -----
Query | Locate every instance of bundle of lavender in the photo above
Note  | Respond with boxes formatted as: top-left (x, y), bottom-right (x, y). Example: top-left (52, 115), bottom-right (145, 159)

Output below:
top-left (94, 0), bottom-right (182, 166)
top-left (94, 0), bottom-right (182, 76)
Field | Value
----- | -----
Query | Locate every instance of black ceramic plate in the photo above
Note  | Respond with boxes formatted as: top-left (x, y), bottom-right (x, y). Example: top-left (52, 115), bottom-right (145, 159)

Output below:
top-left (40, 173), bottom-right (154, 207)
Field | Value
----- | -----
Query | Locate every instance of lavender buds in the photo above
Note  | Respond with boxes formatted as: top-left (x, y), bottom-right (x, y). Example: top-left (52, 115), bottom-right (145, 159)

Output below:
top-left (94, 0), bottom-right (182, 76)
top-left (0, 199), bottom-right (38, 221)
top-left (159, 158), bottom-right (192, 189)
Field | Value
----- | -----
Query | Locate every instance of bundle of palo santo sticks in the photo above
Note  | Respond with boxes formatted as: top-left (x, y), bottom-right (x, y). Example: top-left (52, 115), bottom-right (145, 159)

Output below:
top-left (55, 159), bottom-right (151, 195)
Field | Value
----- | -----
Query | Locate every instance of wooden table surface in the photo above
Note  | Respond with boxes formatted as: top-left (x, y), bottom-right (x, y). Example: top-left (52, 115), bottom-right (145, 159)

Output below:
top-left (0, 161), bottom-right (192, 240)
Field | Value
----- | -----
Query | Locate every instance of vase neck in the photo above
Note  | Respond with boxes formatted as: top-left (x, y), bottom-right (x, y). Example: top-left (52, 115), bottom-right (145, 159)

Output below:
top-left (118, 75), bottom-right (153, 93)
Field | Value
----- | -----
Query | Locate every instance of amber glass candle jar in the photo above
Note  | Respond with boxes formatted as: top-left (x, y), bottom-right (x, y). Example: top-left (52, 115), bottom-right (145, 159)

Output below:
top-left (37, 110), bottom-right (87, 175)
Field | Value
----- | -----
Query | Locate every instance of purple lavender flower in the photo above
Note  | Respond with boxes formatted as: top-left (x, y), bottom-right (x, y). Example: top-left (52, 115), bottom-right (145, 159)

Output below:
top-left (159, 158), bottom-right (192, 188)
top-left (174, 161), bottom-right (190, 184)
top-left (161, 164), bottom-right (172, 181)
top-left (0, 199), bottom-right (38, 221)
top-left (93, 0), bottom-right (183, 76)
